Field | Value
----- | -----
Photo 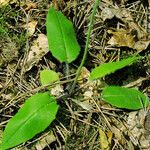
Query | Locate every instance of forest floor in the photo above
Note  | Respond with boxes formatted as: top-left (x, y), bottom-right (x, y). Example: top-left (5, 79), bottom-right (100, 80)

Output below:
top-left (0, 0), bottom-right (150, 149)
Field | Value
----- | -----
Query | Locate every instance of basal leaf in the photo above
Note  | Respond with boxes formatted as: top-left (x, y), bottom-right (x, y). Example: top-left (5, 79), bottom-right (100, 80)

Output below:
top-left (102, 86), bottom-right (149, 110)
top-left (46, 7), bottom-right (80, 63)
top-left (1, 92), bottom-right (59, 150)
top-left (90, 56), bottom-right (140, 80)
top-left (40, 69), bottom-right (59, 86)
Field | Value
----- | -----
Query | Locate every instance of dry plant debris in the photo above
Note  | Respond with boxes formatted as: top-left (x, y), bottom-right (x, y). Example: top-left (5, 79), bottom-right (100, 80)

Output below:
top-left (23, 34), bottom-right (49, 72)
top-left (101, 6), bottom-right (150, 51)
top-left (0, 0), bottom-right (16, 6)
top-left (0, 0), bottom-right (150, 149)
top-left (22, 20), bottom-right (38, 36)
top-left (99, 128), bottom-right (113, 150)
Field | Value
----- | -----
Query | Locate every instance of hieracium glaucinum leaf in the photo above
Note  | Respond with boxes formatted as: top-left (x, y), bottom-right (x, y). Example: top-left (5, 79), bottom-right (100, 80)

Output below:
top-left (40, 69), bottom-right (59, 86)
top-left (1, 92), bottom-right (59, 150)
top-left (90, 56), bottom-right (140, 80)
top-left (102, 86), bottom-right (149, 110)
top-left (46, 7), bottom-right (80, 63)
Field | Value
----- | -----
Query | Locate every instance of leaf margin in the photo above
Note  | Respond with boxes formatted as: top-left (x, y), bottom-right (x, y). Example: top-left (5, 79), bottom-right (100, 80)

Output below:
top-left (1, 92), bottom-right (59, 150)
top-left (101, 86), bottom-right (149, 110)
top-left (90, 56), bottom-right (140, 80)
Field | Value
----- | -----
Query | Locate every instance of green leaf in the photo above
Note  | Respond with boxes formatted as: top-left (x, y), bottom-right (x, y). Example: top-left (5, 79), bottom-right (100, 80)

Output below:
top-left (46, 7), bottom-right (80, 63)
top-left (40, 69), bottom-right (59, 86)
top-left (102, 86), bottom-right (149, 110)
top-left (1, 92), bottom-right (59, 150)
top-left (90, 56), bottom-right (140, 80)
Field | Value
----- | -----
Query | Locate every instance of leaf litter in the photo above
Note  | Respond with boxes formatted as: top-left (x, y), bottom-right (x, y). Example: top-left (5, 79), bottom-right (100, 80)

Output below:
top-left (0, 0), bottom-right (150, 149)
top-left (22, 20), bottom-right (38, 37)
top-left (23, 34), bottom-right (49, 72)
top-left (101, 6), bottom-right (150, 51)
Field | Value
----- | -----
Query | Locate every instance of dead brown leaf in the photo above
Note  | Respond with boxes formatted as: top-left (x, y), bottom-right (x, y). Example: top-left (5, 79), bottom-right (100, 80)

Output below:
top-left (107, 29), bottom-right (135, 48)
top-left (22, 0), bottom-right (37, 11)
top-left (0, 0), bottom-right (16, 7)
top-left (108, 28), bottom-right (150, 51)
top-left (22, 20), bottom-right (38, 36)
top-left (145, 111), bottom-right (150, 131)
top-left (0, 0), bottom-right (10, 6)
top-left (127, 108), bottom-right (150, 149)
top-left (24, 34), bottom-right (49, 72)
top-left (101, 6), bottom-right (150, 51)
top-left (99, 128), bottom-right (112, 150)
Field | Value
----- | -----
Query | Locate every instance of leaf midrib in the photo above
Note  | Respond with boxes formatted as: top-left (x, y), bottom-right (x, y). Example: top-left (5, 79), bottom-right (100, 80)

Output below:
top-left (3, 101), bottom-right (55, 148)
top-left (55, 11), bottom-right (68, 62)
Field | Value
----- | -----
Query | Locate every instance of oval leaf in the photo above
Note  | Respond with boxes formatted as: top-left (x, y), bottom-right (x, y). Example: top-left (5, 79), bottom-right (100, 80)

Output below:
top-left (102, 86), bottom-right (149, 110)
top-left (1, 92), bottom-right (59, 150)
top-left (40, 69), bottom-right (59, 86)
top-left (46, 7), bottom-right (80, 63)
top-left (90, 56), bottom-right (140, 80)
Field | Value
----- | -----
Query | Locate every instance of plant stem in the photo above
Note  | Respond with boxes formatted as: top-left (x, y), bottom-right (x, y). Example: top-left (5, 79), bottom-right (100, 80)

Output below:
top-left (69, 0), bottom-right (101, 95)
top-left (65, 63), bottom-right (70, 80)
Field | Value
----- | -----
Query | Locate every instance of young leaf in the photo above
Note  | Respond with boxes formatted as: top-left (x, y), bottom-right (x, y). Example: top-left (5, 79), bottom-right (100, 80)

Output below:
top-left (1, 92), bottom-right (59, 150)
top-left (102, 86), bottom-right (149, 110)
top-left (40, 69), bottom-right (59, 86)
top-left (46, 7), bottom-right (80, 63)
top-left (90, 56), bottom-right (140, 80)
